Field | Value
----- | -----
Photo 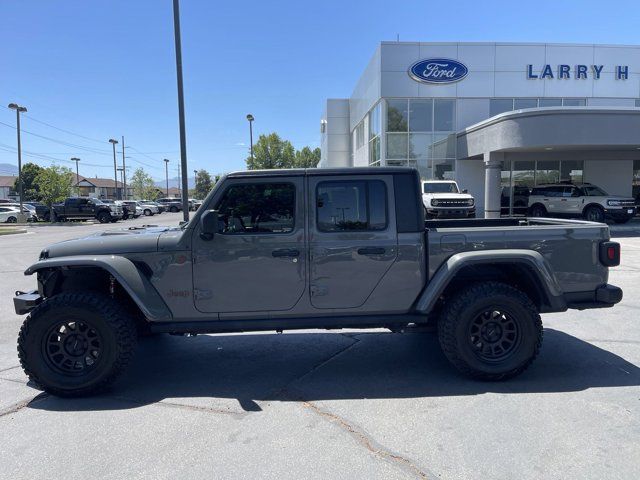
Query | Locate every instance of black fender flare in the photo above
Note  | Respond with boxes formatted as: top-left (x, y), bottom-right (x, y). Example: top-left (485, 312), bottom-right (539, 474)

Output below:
top-left (414, 249), bottom-right (566, 314)
top-left (25, 255), bottom-right (172, 322)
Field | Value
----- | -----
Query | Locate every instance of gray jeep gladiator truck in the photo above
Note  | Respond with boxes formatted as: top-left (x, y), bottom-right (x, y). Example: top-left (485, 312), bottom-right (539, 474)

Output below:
top-left (14, 168), bottom-right (622, 397)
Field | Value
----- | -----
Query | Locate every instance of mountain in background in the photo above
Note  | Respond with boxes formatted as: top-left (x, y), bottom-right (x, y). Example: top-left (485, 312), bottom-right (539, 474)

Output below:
top-left (0, 163), bottom-right (18, 176)
top-left (153, 176), bottom-right (195, 189)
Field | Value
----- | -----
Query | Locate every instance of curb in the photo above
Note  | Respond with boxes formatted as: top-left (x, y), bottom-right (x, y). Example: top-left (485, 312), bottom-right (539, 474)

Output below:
top-left (0, 228), bottom-right (28, 236)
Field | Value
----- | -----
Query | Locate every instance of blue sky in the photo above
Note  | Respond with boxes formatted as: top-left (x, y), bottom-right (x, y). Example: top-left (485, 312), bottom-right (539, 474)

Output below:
top-left (1, 0), bottom-right (639, 180)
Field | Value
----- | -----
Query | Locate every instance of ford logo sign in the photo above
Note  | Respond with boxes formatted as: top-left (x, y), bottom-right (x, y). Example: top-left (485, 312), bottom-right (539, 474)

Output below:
top-left (408, 58), bottom-right (468, 84)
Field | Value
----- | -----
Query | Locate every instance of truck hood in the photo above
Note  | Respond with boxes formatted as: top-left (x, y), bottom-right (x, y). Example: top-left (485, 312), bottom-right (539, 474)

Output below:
top-left (41, 226), bottom-right (177, 259)
top-left (422, 192), bottom-right (474, 200)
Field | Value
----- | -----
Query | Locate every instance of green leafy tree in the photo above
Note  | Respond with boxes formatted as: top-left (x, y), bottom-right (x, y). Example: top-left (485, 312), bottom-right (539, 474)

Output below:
top-left (246, 133), bottom-right (296, 170)
top-left (293, 146), bottom-right (321, 168)
top-left (194, 169), bottom-right (213, 199)
top-left (14, 162), bottom-right (44, 201)
top-left (130, 167), bottom-right (157, 200)
top-left (35, 165), bottom-right (74, 220)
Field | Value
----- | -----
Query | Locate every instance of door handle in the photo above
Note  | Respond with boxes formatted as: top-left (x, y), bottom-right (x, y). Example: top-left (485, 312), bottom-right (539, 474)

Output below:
top-left (272, 249), bottom-right (300, 258)
top-left (357, 247), bottom-right (386, 255)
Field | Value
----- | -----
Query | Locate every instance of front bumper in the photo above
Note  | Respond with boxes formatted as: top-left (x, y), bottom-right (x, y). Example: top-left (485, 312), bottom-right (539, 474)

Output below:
top-left (426, 207), bottom-right (475, 219)
top-left (14, 290), bottom-right (42, 315)
top-left (604, 207), bottom-right (636, 220)
top-left (565, 284), bottom-right (623, 310)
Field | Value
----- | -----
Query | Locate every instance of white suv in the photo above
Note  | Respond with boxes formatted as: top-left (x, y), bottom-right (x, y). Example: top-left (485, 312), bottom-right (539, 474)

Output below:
top-left (422, 180), bottom-right (475, 219)
top-left (528, 183), bottom-right (636, 224)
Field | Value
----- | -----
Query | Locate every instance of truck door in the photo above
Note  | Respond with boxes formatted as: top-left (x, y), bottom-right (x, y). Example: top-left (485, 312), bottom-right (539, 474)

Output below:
top-left (192, 176), bottom-right (306, 313)
top-left (309, 175), bottom-right (398, 309)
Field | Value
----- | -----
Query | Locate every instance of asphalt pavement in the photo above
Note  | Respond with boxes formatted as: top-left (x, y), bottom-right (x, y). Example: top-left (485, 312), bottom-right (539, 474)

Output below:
top-left (0, 214), bottom-right (638, 479)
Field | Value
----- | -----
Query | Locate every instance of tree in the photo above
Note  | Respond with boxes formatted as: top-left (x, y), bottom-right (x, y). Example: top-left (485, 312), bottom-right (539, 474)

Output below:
top-left (194, 169), bottom-right (213, 199)
top-left (293, 146), bottom-right (321, 168)
top-left (130, 167), bottom-right (156, 200)
top-left (246, 133), bottom-right (296, 170)
top-left (35, 165), bottom-right (74, 220)
top-left (14, 162), bottom-right (44, 201)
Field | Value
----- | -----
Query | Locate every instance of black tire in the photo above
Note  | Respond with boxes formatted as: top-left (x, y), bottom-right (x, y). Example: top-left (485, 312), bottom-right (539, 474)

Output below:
top-left (169, 206), bottom-right (178, 213)
top-left (143, 209), bottom-right (152, 216)
top-left (584, 205), bottom-right (605, 223)
top-left (7, 216), bottom-right (17, 223)
top-left (17, 292), bottom-right (137, 397)
top-left (529, 204), bottom-right (547, 217)
top-left (110, 218), bottom-right (118, 223)
top-left (97, 211), bottom-right (111, 224)
top-left (43, 212), bottom-right (50, 222)
top-left (438, 281), bottom-right (542, 381)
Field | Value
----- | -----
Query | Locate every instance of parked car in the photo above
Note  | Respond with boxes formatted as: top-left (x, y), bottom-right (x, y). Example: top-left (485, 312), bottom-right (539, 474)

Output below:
top-left (5, 203), bottom-right (38, 221)
top-left (156, 197), bottom-right (183, 212)
top-left (120, 201), bottom-right (142, 219)
top-left (190, 198), bottom-right (203, 211)
top-left (140, 200), bottom-right (164, 213)
top-left (422, 180), bottom-right (475, 219)
top-left (528, 183), bottom-right (636, 224)
top-left (138, 201), bottom-right (159, 216)
top-left (0, 206), bottom-right (22, 223)
top-left (49, 197), bottom-right (123, 223)
top-left (14, 167), bottom-right (623, 396)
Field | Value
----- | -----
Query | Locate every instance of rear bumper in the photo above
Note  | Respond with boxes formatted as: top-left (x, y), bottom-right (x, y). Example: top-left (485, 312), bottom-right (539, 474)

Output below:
top-left (565, 284), bottom-right (623, 310)
top-left (14, 290), bottom-right (42, 315)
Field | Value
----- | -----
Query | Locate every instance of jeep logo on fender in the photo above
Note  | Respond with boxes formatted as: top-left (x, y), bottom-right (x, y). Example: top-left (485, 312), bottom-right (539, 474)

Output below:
top-left (408, 58), bottom-right (468, 84)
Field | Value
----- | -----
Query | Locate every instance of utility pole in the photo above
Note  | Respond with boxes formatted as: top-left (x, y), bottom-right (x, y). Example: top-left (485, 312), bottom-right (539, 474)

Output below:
top-left (164, 159), bottom-right (170, 197)
top-left (8, 103), bottom-right (27, 223)
top-left (108, 138), bottom-right (119, 199)
top-left (71, 157), bottom-right (81, 196)
top-left (172, 0), bottom-right (190, 221)
top-left (176, 167), bottom-right (182, 197)
top-left (121, 136), bottom-right (127, 200)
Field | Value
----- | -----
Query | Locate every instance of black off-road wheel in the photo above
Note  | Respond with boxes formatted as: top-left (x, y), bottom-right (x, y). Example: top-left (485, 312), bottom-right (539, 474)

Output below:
top-left (529, 204), bottom-right (547, 217)
top-left (169, 206), bottom-right (178, 213)
top-left (17, 292), bottom-right (137, 397)
top-left (438, 282), bottom-right (542, 381)
top-left (584, 205), bottom-right (605, 223)
top-left (97, 211), bottom-right (111, 224)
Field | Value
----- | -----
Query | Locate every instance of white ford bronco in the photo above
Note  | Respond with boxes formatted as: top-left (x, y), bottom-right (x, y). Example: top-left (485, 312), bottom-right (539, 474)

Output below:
top-left (422, 180), bottom-right (475, 219)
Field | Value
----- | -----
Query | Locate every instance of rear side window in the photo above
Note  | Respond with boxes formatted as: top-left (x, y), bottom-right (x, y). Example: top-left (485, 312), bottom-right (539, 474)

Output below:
top-left (216, 183), bottom-right (295, 234)
top-left (316, 180), bottom-right (387, 232)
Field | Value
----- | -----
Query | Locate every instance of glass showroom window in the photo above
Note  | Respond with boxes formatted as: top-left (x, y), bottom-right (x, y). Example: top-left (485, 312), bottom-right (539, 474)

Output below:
top-left (536, 160), bottom-right (560, 184)
top-left (560, 160), bottom-right (584, 183)
top-left (368, 103), bottom-right (381, 165)
top-left (355, 121), bottom-right (365, 149)
top-left (409, 99), bottom-right (433, 132)
top-left (490, 99), bottom-right (514, 117)
top-left (514, 98), bottom-right (538, 110)
top-left (562, 99), bottom-right (586, 106)
top-left (633, 160), bottom-right (640, 200)
top-left (539, 98), bottom-right (562, 107)
top-left (386, 99), bottom-right (408, 161)
top-left (434, 99), bottom-right (455, 131)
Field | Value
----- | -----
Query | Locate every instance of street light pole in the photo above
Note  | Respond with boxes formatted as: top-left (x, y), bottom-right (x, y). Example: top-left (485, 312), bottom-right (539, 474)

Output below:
top-left (8, 103), bottom-right (27, 223)
top-left (246, 114), bottom-right (254, 163)
top-left (164, 159), bottom-right (170, 197)
top-left (108, 139), bottom-right (119, 200)
top-left (172, 0), bottom-right (190, 221)
top-left (121, 136), bottom-right (127, 200)
top-left (71, 157), bottom-right (81, 196)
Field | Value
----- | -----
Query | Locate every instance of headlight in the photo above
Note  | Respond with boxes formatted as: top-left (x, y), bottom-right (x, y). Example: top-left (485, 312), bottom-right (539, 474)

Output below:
top-left (467, 198), bottom-right (475, 206)
top-left (431, 199), bottom-right (439, 206)
top-left (607, 200), bottom-right (621, 206)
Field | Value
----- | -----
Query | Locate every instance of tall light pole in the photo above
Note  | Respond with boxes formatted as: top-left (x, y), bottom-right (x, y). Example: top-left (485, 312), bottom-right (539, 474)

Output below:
top-left (108, 139), bottom-right (119, 200)
top-left (172, 0), bottom-right (190, 221)
top-left (164, 159), bottom-right (170, 197)
top-left (246, 114), bottom-right (254, 163)
top-left (193, 169), bottom-right (198, 197)
top-left (71, 157), bottom-right (81, 196)
top-left (121, 136), bottom-right (127, 200)
top-left (8, 103), bottom-right (27, 223)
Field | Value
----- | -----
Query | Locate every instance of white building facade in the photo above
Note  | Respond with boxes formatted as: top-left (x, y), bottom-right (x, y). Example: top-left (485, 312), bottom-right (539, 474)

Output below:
top-left (320, 42), bottom-right (640, 216)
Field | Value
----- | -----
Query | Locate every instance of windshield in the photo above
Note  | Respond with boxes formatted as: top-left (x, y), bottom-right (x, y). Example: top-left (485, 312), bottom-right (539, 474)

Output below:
top-left (423, 182), bottom-right (459, 194)
top-left (582, 185), bottom-right (608, 196)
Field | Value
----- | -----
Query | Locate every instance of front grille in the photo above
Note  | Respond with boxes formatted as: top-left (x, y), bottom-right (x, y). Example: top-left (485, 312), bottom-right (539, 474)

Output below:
top-left (435, 199), bottom-right (471, 207)
top-left (618, 201), bottom-right (635, 207)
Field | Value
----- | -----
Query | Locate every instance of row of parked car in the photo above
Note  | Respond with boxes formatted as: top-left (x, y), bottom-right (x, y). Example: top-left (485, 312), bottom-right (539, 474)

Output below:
top-left (0, 197), bottom-right (203, 223)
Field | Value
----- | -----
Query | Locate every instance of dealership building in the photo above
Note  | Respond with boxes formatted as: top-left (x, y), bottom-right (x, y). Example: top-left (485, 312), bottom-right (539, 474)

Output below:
top-left (319, 42), bottom-right (640, 216)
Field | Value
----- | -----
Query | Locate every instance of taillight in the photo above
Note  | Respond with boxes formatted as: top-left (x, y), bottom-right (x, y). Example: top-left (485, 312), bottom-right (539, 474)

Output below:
top-left (599, 241), bottom-right (620, 267)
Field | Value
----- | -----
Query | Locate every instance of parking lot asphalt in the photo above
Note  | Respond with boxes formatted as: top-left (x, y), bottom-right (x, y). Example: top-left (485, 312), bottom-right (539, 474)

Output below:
top-left (0, 214), bottom-right (638, 480)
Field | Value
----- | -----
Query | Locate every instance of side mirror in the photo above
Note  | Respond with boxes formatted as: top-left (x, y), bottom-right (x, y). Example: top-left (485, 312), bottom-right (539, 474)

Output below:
top-left (462, 189), bottom-right (468, 194)
top-left (200, 210), bottom-right (220, 241)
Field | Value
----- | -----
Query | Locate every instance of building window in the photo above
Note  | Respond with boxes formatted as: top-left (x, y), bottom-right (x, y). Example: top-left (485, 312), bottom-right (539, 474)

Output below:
top-left (490, 99), bottom-right (514, 117)
top-left (562, 98), bottom-right (586, 106)
top-left (316, 180), bottom-right (387, 232)
top-left (636, 99), bottom-right (640, 107)
top-left (409, 133), bottom-right (431, 160)
top-left (560, 160), bottom-right (584, 183)
top-left (368, 103), bottom-right (381, 165)
top-left (514, 98), bottom-right (537, 110)
top-left (409, 99), bottom-right (433, 132)
top-left (386, 99), bottom-right (408, 132)
top-left (539, 98), bottom-right (562, 107)
top-left (355, 121), bottom-right (365, 149)
top-left (536, 160), bottom-right (560, 184)
top-left (633, 160), bottom-right (640, 200)
top-left (434, 99), bottom-right (455, 131)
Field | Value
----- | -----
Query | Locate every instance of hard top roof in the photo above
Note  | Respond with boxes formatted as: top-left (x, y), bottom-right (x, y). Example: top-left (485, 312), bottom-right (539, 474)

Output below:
top-left (226, 167), bottom-right (418, 178)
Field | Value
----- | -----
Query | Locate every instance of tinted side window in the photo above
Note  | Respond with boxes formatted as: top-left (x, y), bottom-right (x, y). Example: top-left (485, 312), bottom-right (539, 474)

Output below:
top-left (216, 183), bottom-right (295, 234)
top-left (317, 180), bottom-right (387, 232)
